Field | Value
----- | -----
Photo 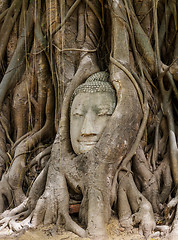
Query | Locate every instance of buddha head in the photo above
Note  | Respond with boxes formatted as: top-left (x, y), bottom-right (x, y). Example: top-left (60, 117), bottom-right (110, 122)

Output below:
top-left (70, 71), bottom-right (116, 155)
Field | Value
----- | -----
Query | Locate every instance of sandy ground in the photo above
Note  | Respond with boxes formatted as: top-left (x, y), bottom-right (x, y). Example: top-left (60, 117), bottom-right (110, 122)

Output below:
top-left (0, 216), bottom-right (168, 240)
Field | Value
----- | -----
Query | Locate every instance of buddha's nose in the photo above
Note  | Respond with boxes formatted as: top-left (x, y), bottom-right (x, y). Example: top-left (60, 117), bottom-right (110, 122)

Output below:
top-left (81, 110), bottom-right (97, 136)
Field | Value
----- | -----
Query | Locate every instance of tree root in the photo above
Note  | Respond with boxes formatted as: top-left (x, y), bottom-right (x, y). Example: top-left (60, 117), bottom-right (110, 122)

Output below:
top-left (0, 51), bottom-right (55, 209)
top-left (0, 209), bottom-right (33, 234)
top-left (0, 174), bottom-right (13, 213)
top-left (28, 145), bottom-right (52, 169)
top-left (0, 0), bottom-right (22, 67)
top-left (117, 171), bottom-right (156, 239)
top-left (52, 0), bottom-right (82, 36)
top-left (30, 172), bottom-right (86, 238)
top-left (0, 1), bottom-right (34, 112)
top-left (133, 146), bottom-right (173, 213)
top-left (0, 198), bottom-right (28, 220)
top-left (132, 196), bottom-right (156, 238)
top-left (149, 192), bottom-right (178, 239)
top-left (0, 162), bottom-right (49, 234)
top-left (165, 190), bottom-right (178, 222)
top-left (168, 200), bottom-right (178, 239)
top-left (0, 97), bottom-right (10, 179)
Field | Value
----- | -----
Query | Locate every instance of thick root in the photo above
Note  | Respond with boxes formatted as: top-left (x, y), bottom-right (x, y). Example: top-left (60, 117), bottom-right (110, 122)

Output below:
top-left (165, 193), bottom-right (178, 223)
top-left (117, 171), bottom-right (156, 239)
top-left (30, 187), bottom-right (86, 238)
top-left (0, 198), bottom-right (28, 219)
top-left (30, 169), bottom-right (86, 238)
top-left (132, 196), bottom-right (156, 238)
top-left (0, 197), bottom-right (31, 233)
top-left (0, 211), bottom-right (33, 234)
top-left (166, 192), bottom-right (178, 239)
top-left (0, 165), bottom-right (48, 235)
top-left (0, 174), bottom-right (13, 213)
top-left (169, 207), bottom-right (178, 240)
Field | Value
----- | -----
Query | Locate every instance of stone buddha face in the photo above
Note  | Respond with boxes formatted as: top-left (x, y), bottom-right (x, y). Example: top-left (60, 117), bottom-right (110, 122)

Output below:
top-left (70, 72), bottom-right (116, 155)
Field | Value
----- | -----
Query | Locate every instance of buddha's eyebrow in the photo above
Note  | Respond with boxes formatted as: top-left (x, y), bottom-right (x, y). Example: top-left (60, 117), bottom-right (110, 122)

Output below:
top-left (96, 105), bottom-right (113, 110)
top-left (72, 104), bottom-right (82, 110)
top-left (72, 105), bottom-right (85, 114)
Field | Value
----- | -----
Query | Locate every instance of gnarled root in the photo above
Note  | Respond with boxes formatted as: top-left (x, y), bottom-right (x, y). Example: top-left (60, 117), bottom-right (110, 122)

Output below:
top-left (30, 170), bottom-right (86, 238)
top-left (0, 163), bottom-right (48, 234)
top-left (132, 196), bottom-right (155, 238)
top-left (0, 97), bottom-right (11, 179)
top-left (86, 188), bottom-right (108, 240)
top-left (165, 191), bottom-right (178, 239)
top-left (0, 174), bottom-right (13, 213)
top-left (169, 205), bottom-right (178, 239)
top-left (133, 145), bottom-right (160, 213)
top-left (0, 63), bottom-right (55, 210)
top-left (133, 146), bottom-right (173, 213)
top-left (0, 198), bottom-right (32, 233)
top-left (117, 170), bottom-right (156, 239)
top-left (151, 192), bottom-right (178, 239)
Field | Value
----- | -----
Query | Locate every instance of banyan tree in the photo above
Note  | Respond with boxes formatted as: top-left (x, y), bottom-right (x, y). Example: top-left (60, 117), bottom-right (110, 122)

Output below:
top-left (0, 0), bottom-right (177, 239)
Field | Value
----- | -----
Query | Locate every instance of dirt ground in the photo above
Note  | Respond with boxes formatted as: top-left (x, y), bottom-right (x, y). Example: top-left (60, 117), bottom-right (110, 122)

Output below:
top-left (0, 216), bottom-right (169, 240)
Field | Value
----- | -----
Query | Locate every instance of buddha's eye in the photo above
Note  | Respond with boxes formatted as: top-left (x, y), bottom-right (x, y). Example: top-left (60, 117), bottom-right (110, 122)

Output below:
top-left (97, 110), bottom-right (112, 116)
top-left (98, 113), bottom-right (112, 116)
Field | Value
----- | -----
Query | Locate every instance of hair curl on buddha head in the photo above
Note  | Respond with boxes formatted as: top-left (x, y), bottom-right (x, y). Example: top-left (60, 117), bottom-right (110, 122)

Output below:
top-left (70, 71), bottom-right (116, 106)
